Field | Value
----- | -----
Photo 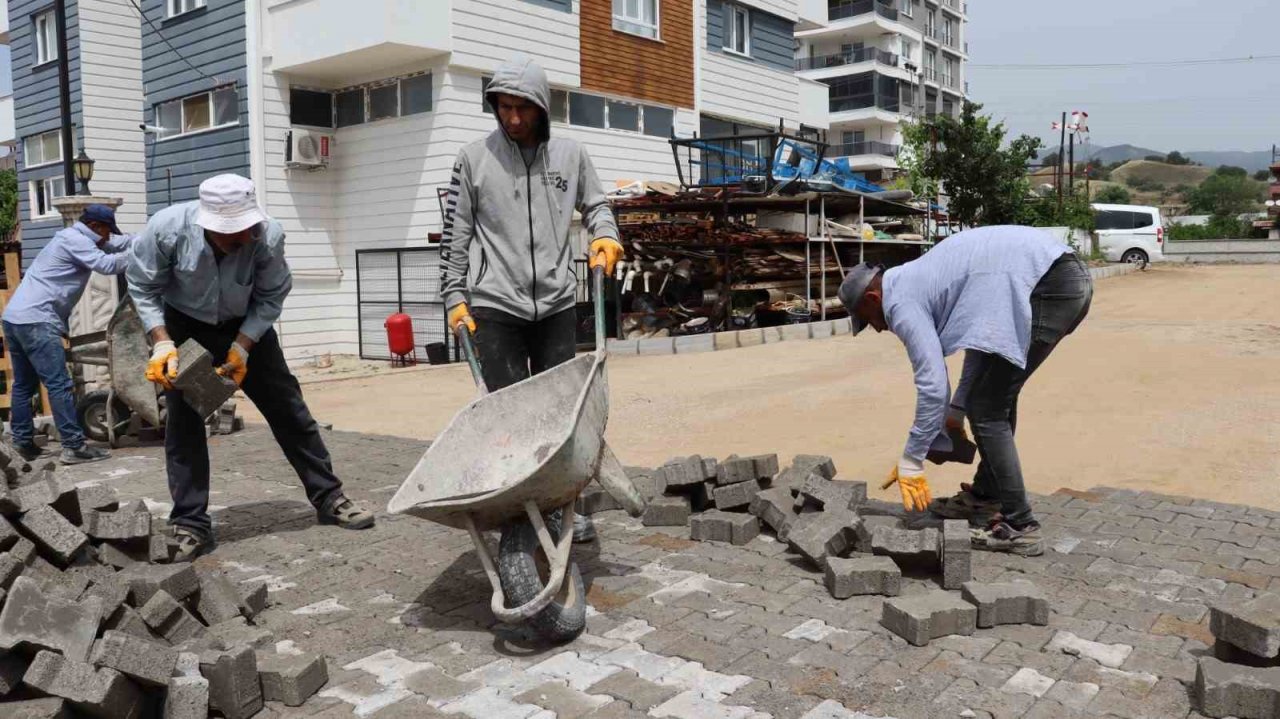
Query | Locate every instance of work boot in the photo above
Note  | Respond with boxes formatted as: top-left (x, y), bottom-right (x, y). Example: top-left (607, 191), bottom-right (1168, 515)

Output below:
top-left (318, 495), bottom-right (376, 530)
top-left (171, 527), bottom-right (216, 563)
top-left (971, 515), bottom-right (1044, 557)
top-left (60, 445), bottom-right (111, 465)
top-left (13, 442), bottom-right (49, 462)
top-left (928, 482), bottom-right (1000, 525)
top-left (572, 513), bottom-right (597, 544)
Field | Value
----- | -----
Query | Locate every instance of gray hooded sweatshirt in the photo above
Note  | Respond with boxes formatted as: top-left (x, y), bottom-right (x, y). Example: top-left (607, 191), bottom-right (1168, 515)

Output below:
top-left (440, 56), bottom-right (619, 322)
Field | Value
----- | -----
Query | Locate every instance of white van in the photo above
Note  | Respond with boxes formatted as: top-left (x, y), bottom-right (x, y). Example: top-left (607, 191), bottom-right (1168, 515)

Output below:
top-left (1091, 204), bottom-right (1164, 264)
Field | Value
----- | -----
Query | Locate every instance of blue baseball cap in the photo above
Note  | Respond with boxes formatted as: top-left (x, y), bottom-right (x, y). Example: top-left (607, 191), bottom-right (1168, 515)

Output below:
top-left (80, 204), bottom-right (122, 236)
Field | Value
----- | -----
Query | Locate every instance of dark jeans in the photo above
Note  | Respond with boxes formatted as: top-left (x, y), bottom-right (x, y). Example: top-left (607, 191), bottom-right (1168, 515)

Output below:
top-left (470, 307), bottom-right (577, 391)
top-left (2, 320), bottom-right (85, 449)
top-left (163, 307), bottom-right (343, 539)
top-left (968, 254), bottom-right (1094, 526)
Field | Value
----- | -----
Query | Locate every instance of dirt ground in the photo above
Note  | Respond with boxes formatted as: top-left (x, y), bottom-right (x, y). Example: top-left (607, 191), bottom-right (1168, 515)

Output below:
top-left (248, 264), bottom-right (1280, 511)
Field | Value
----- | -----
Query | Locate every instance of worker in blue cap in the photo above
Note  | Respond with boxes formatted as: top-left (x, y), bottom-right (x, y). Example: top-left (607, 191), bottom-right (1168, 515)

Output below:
top-left (2, 204), bottom-right (134, 464)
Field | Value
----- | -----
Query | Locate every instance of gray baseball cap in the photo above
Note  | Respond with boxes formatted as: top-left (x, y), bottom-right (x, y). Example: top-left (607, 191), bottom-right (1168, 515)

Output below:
top-left (838, 262), bottom-right (883, 335)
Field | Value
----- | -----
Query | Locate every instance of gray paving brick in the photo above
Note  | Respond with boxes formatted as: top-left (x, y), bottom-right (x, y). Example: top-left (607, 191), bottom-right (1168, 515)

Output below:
top-left (689, 510), bottom-right (759, 545)
top-left (0, 576), bottom-right (101, 662)
top-left (117, 563), bottom-right (199, 606)
top-left (749, 486), bottom-right (799, 539)
top-left (139, 590), bottom-right (207, 645)
top-left (940, 519), bottom-right (971, 590)
top-left (1210, 593), bottom-right (1280, 659)
top-left (90, 630), bottom-right (178, 688)
top-left (711, 480), bottom-right (764, 511)
top-left (881, 591), bottom-right (977, 646)
top-left (199, 645), bottom-right (262, 719)
top-left (22, 650), bottom-right (145, 718)
top-left (1195, 657), bottom-right (1280, 719)
top-left (824, 555), bottom-right (900, 598)
top-left (640, 496), bottom-right (690, 527)
top-left (16, 506), bottom-right (87, 565)
top-left (961, 580), bottom-right (1050, 628)
top-left (173, 339), bottom-right (238, 418)
top-left (870, 525), bottom-right (940, 571)
top-left (256, 651), bottom-right (328, 706)
top-left (786, 511), bottom-right (859, 569)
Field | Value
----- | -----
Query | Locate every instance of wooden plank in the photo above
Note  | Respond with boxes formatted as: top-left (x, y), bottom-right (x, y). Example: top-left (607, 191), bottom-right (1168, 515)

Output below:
top-left (4, 253), bottom-right (19, 290)
top-left (0, 395), bottom-right (10, 409)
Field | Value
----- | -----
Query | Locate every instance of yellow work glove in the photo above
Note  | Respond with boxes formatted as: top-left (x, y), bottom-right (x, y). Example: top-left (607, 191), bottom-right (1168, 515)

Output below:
top-left (145, 340), bottom-right (178, 390)
top-left (448, 302), bottom-right (477, 335)
top-left (589, 237), bottom-right (624, 275)
top-left (881, 456), bottom-right (932, 512)
top-left (216, 343), bottom-right (249, 387)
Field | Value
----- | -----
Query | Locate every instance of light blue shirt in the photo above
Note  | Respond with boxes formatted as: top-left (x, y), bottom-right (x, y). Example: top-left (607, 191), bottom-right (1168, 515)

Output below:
top-left (883, 226), bottom-right (1070, 461)
top-left (2, 222), bottom-right (133, 332)
top-left (125, 201), bottom-right (292, 342)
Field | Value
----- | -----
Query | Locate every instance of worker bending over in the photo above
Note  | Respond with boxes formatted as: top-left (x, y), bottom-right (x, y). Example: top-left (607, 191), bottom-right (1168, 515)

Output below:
top-left (128, 174), bottom-right (374, 561)
top-left (3, 204), bottom-right (132, 464)
top-left (838, 226), bottom-right (1093, 556)
top-left (440, 55), bottom-right (622, 543)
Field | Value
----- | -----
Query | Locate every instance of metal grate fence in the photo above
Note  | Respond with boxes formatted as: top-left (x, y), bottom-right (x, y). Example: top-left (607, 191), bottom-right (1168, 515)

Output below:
top-left (355, 248), bottom-right (450, 361)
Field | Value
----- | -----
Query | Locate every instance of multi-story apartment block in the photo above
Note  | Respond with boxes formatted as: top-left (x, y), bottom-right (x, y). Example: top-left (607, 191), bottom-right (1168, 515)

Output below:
top-left (795, 0), bottom-right (967, 182)
top-left (6, 0), bottom-right (826, 362)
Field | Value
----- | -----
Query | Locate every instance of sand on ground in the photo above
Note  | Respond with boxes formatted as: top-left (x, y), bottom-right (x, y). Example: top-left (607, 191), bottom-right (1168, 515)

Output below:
top-left (248, 264), bottom-right (1280, 510)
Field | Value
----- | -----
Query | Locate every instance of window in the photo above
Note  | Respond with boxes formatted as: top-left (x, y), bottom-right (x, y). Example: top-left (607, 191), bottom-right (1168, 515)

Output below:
top-left (612, 0), bottom-right (658, 40)
top-left (900, 37), bottom-right (914, 61)
top-left (368, 84), bottom-right (398, 123)
top-left (290, 89), bottom-right (333, 128)
top-left (943, 57), bottom-right (955, 87)
top-left (550, 89), bottom-right (569, 123)
top-left (643, 105), bottom-right (674, 137)
top-left (569, 93), bottom-right (605, 128)
top-left (23, 129), bottom-right (70, 168)
top-left (943, 17), bottom-right (954, 45)
top-left (400, 74), bottom-right (433, 116)
top-left (926, 9), bottom-right (937, 38)
top-left (607, 100), bottom-right (640, 132)
top-left (30, 177), bottom-right (66, 219)
top-left (34, 11), bottom-right (57, 65)
top-left (155, 86), bottom-right (238, 139)
top-left (924, 50), bottom-right (937, 80)
top-left (724, 3), bottom-right (751, 56)
top-left (167, 0), bottom-right (206, 18)
top-left (900, 0), bottom-right (913, 17)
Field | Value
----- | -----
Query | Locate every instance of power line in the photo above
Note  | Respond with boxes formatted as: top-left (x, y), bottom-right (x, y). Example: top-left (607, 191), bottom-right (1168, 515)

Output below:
top-left (970, 53), bottom-right (1280, 70)
top-left (123, 0), bottom-right (226, 87)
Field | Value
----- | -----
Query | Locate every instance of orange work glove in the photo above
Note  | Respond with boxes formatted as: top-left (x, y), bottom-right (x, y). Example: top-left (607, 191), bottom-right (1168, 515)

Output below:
top-left (216, 343), bottom-right (249, 387)
top-left (448, 302), bottom-right (477, 335)
top-left (589, 237), bottom-right (624, 275)
top-left (145, 340), bottom-right (178, 390)
top-left (881, 456), bottom-right (933, 512)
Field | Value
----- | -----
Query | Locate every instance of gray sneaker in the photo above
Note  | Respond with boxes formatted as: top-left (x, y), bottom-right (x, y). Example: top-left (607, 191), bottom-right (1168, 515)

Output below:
top-left (60, 445), bottom-right (111, 465)
top-left (318, 496), bottom-right (376, 530)
top-left (572, 513), bottom-right (597, 543)
top-left (172, 527), bottom-right (216, 563)
top-left (14, 442), bottom-right (50, 462)
top-left (971, 518), bottom-right (1044, 557)
top-left (929, 483), bottom-right (1000, 524)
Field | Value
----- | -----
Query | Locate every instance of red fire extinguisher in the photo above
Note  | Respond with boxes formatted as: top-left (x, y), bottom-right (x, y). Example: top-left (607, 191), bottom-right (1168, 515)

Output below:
top-left (384, 313), bottom-right (416, 367)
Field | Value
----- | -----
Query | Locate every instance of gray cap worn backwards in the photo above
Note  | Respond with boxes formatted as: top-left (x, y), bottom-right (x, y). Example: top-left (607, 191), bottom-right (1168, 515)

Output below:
top-left (838, 262), bottom-right (882, 336)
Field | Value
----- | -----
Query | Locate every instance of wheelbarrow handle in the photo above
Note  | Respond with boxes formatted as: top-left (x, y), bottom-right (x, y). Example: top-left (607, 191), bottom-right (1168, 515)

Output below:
top-left (592, 261), bottom-right (607, 355)
top-left (455, 324), bottom-right (488, 395)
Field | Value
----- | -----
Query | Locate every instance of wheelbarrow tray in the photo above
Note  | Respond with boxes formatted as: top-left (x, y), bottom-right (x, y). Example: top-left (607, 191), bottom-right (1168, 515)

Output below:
top-left (107, 296), bottom-right (161, 427)
top-left (387, 352), bottom-right (607, 531)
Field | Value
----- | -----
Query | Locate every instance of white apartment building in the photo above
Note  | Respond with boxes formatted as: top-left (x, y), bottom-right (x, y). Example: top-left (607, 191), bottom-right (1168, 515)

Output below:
top-left (795, 0), bottom-right (967, 182)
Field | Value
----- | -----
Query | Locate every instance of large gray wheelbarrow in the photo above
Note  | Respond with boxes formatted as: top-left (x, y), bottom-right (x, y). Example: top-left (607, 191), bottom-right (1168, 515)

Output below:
top-left (387, 264), bottom-right (645, 642)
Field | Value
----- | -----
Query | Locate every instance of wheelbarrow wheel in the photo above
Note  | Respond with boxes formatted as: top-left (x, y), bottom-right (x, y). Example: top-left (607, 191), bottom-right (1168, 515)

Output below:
top-left (76, 390), bottom-right (133, 444)
top-left (498, 512), bottom-right (586, 643)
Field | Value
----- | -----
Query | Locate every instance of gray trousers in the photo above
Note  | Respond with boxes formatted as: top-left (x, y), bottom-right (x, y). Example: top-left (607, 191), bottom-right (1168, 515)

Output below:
top-left (968, 254), bottom-right (1094, 526)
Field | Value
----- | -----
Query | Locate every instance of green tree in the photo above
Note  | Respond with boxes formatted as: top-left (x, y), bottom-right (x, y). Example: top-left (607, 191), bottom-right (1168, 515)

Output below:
top-left (1254, 169), bottom-right (1272, 182)
top-left (1188, 173), bottom-right (1264, 216)
top-left (0, 169), bottom-right (17, 239)
top-left (1213, 165), bottom-right (1248, 178)
top-left (1084, 159), bottom-right (1109, 180)
top-left (1143, 154), bottom-right (1166, 163)
top-left (1165, 151), bottom-right (1191, 165)
top-left (1094, 184), bottom-right (1132, 204)
top-left (1040, 151), bottom-right (1060, 168)
top-left (901, 101), bottom-right (1042, 227)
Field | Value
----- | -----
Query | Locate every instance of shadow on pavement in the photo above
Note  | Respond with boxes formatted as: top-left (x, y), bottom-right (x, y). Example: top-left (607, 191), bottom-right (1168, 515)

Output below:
top-left (210, 499), bottom-right (319, 543)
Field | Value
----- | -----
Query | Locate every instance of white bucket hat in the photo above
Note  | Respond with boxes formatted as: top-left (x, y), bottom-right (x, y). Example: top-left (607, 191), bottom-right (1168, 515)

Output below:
top-left (195, 174), bottom-right (267, 234)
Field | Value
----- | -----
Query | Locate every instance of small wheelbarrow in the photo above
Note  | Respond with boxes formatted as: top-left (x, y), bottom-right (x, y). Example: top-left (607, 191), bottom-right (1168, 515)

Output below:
top-left (68, 297), bottom-right (164, 447)
top-left (387, 263), bottom-right (645, 642)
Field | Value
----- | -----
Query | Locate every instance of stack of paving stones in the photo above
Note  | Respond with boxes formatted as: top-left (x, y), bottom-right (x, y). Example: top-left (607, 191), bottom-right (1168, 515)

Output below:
top-left (0, 442), bottom-right (328, 717)
top-left (1195, 591), bottom-right (1280, 717)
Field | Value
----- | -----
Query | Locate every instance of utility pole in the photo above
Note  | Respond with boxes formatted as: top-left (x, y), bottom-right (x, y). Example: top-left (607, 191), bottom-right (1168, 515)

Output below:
top-left (1056, 111), bottom-right (1066, 211)
top-left (1068, 132), bottom-right (1075, 194)
top-left (54, 0), bottom-right (75, 196)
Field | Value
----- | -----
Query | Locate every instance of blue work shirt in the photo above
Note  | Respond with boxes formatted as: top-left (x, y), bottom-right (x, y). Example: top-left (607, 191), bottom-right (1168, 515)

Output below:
top-left (125, 201), bottom-right (292, 342)
top-left (2, 222), bottom-right (133, 332)
top-left (883, 226), bottom-right (1071, 461)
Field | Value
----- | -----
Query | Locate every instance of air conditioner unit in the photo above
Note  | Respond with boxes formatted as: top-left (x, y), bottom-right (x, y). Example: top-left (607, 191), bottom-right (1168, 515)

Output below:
top-left (286, 129), bottom-right (331, 169)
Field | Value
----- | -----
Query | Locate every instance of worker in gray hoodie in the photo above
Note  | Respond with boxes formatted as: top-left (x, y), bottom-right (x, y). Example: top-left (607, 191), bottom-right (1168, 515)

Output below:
top-left (440, 55), bottom-right (623, 543)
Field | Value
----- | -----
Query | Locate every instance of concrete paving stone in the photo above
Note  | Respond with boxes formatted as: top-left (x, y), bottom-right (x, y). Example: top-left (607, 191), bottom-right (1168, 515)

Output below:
top-left (690, 510), bottom-right (760, 546)
top-left (1062, 659), bottom-right (1159, 698)
top-left (824, 555), bottom-right (901, 598)
top-left (724, 681), bottom-right (822, 719)
top-left (1045, 630), bottom-right (1133, 669)
top-left (674, 334), bottom-right (715, 354)
top-left (660, 457), bottom-right (706, 489)
top-left (1213, 638), bottom-right (1280, 668)
top-left (0, 551), bottom-right (25, 590)
top-left (852, 515), bottom-right (903, 554)
top-left (932, 677), bottom-right (1037, 718)
top-left (90, 629), bottom-right (178, 687)
top-left (940, 520), bottom-right (971, 590)
top-left (1001, 666), bottom-right (1057, 698)
top-left (789, 455), bottom-right (837, 481)
top-left (0, 576), bottom-right (101, 661)
top-left (579, 484), bottom-right (624, 515)
top-left (787, 511), bottom-right (859, 569)
top-left (0, 649), bottom-right (27, 696)
top-left (193, 566), bottom-right (248, 625)
top-left (139, 590), bottom-right (207, 645)
top-left (869, 525), bottom-right (940, 571)
top-left (924, 649), bottom-right (1017, 688)
top-left (982, 640), bottom-right (1077, 680)
top-left (788, 644), bottom-right (880, 680)
top-left (1042, 677), bottom-right (1101, 710)
top-left (118, 563), bottom-right (199, 606)
top-left (642, 496), bottom-right (691, 527)
top-left (588, 668), bottom-right (681, 711)
top-left (1209, 592), bottom-right (1280, 659)
top-left (1088, 678), bottom-right (1195, 718)
top-left (661, 635), bottom-right (753, 672)
top-left (8, 472), bottom-right (74, 515)
top-left (22, 650), bottom-right (145, 719)
top-left (102, 604), bottom-right (155, 642)
top-left (208, 617), bottom-right (275, 648)
top-left (74, 484), bottom-right (119, 516)
top-left (960, 581), bottom-right (1050, 628)
top-left (173, 339), bottom-right (239, 418)
top-left (928, 633), bottom-right (1000, 661)
top-left (0, 515), bottom-right (20, 552)
top-left (791, 475), bottom-right (855, 512)
top-left (749, 487), bottom-right (799, 540)
top-left (239, 579), bottom-right (269, 619)
top-left (881, 591), bottom-right (977, 647)
top-left (256, 651), bottom-right (328, 706)
top-left (648, 690), bottom-right (764, 719)
top-left (199, 645), bottom-right (263, 719)
top-left (1075, 599), bottom-right (1160, 632)
top-left (585, 702), bottom-right (649, 718)
top-left (711, 481), bottom-right (765, 512)
top-left (1, 697), bottom-right (72, 718)
top-left (1121, 647), bottom-right (1198, 684)
top-left (16, 505), bottom-right (88, 565)
top-left (515, 681), bottom-right (613, 718)
top-left (82, 505), bottom-right (151, 542)
top-left (1097, 625), bottom-right (1188, 657)
top-left (716, 457), bottom-right (758, 487)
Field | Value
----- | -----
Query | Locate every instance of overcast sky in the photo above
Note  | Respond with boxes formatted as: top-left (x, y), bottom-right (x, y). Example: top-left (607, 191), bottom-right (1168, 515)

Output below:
top-left (967, 0), bottom-right (1279, 154)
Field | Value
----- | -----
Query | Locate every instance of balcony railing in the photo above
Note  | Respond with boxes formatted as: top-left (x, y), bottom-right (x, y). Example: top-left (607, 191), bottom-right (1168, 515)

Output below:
top-left (796, 48), bottom-right (899, 71)
top-left (828, 0), bottom-right (899, 23)
top-left (830, 141), bottom-right (899, 158)
top-left (829, 93), bottom-right (900, 114)
top-left (925, 67), bottom-right (938, 81)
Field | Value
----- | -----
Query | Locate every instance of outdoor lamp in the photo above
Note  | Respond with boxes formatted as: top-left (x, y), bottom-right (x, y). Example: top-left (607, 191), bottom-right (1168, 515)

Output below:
top-left (73, 150), bottom-right (95, 195)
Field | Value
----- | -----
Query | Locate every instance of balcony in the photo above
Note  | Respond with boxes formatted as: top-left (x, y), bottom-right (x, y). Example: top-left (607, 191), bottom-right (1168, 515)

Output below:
top-left (828, 0), bottom-right (899, 23)
top-left (830, 93), bottom-right (900, 115)
top-left (830, 141), bottom-right (899, 158)
top-left (796, 48), bottom-right (899, 72)
top-left (266, 0), bottom-right (451, 83)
